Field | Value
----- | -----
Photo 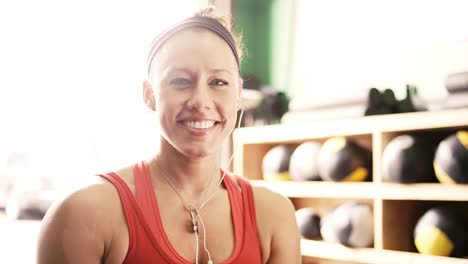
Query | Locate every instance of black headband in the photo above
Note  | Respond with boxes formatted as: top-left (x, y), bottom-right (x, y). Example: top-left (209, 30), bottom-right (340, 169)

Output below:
top-left (147, 16), bottom-right (240, 75)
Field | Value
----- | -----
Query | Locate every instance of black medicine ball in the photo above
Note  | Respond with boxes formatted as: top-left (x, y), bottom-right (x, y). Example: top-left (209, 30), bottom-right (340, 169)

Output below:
top-left (434, 131), bottom-right (468, 184)
top-left (318, 137), bottom-right (372, 182)
top-left (262, 145), bottom-right (293, 181)
top-left (414, 207), bottom-right (468, 257)
top-left (289, 142), bottom-right (322, 181)
top-left (320, 202), bottom-right (374, 248)
top-left (382, 135), bottom-right (437, 183)
top-left (295, 208), bottom-right (321, 240)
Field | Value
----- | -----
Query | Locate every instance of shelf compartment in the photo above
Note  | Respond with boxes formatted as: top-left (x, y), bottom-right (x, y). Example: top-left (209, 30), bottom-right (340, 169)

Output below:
top-left (301, 239), bottom-right (468, 264)
top-left (235, 134), bottom-right (372, 180)
top-left (382, 200), bottom-right (468, 256)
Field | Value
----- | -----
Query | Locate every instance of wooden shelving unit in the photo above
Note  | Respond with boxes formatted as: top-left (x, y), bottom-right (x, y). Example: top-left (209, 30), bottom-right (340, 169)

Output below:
top-left (233, 108), bottom-right (468, 264)
top-left (300, 240), bottom-right (468, 264)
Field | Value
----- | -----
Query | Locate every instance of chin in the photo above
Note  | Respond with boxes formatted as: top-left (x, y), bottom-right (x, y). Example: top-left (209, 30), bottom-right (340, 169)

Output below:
top-left (183, 148), bottom-right (213, 159)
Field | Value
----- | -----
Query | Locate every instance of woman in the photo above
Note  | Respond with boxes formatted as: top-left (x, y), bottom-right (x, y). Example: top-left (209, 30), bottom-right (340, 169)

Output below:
top-left (37, 8), bottom-right (300, 264)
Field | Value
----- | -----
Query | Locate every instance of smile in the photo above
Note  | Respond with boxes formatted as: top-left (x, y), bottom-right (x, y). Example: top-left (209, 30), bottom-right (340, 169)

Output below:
top-left (182, 120), bottom-right (217, 129)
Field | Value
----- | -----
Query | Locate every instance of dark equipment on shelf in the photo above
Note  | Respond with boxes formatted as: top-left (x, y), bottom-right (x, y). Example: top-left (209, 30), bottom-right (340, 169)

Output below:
top-left (262, 145), bottom-right (293, 181)
top-left (282, 85), bottom-right (429, 124)
top-left (317, 137), bottom-right (372, 182)
top-left (295, 207), bottom-right (322, 240)
top-left (364, 88), bottom-right (395, 115)
top-left (434, 131), bottom-right (468, 184)
top-left (320, 202), bottom-right (374, 248)
top-left (365, 85), bottom-right (427, 115)
top-left (396, 85), bottom-right (428, 113)
top-left (414, 207), bottom-right (468, 257)
top-left (289, 142), bottom-right (322, 181)
top-left (382, 135), bottom-right (437, 183)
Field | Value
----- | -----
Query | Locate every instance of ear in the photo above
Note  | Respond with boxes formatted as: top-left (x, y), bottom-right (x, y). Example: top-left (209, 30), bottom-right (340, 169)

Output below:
top-left (143, 80), bottom-right (156, 111)
top-left (238, 77), bottom-right (243, 97)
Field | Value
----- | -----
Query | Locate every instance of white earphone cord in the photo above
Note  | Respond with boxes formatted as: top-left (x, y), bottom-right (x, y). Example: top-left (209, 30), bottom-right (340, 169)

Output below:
top-left (194, 106), bottom-right (244, 264)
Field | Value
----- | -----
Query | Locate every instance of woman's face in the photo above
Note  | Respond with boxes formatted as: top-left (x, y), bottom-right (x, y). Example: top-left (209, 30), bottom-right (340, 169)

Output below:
top-left (146, 29), bottom-right (241, 158)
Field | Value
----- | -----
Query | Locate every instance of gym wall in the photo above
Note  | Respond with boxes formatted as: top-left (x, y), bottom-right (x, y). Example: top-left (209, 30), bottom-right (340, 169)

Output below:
top-left (233, 0), bottom-right (468, 104)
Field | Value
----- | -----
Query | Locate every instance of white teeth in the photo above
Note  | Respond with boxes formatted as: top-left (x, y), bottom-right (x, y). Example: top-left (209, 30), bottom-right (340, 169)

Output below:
top-left (184, 120), bottom-right (215, 129)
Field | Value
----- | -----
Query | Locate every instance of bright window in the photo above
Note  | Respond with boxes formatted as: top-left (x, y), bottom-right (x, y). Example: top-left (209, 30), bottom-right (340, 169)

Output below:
top-left (290, 0), bottom-right (468, 103)
top-left (0, 0), bottom-right (203, 172)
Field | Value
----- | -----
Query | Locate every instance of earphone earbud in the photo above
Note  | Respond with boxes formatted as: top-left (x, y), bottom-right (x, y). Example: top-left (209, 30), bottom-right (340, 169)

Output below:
top-left (236, 99), bottom-right (242, 110)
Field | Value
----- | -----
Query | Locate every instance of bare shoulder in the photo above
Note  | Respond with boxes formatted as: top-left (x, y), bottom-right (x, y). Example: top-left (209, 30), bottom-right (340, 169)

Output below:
top-left (226, 173), bottom-right (295, 219)
top-left (222, 172), bottom-right (301, 263)
top-left (251, 184), bottom-right (296, 224)
top-left (250, 183), bottom-right (301, 264)
top-left (37, 168), bottom-right (132, 264)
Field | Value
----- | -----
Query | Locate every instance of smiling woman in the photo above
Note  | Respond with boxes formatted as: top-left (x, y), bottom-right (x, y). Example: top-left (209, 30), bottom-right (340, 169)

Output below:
top-left (36, 6), bottom-right (300, 264)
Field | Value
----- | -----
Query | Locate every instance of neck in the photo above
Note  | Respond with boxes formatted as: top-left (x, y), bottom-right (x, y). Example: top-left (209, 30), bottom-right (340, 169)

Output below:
top-left (149, 142), bottom-right (221, 197)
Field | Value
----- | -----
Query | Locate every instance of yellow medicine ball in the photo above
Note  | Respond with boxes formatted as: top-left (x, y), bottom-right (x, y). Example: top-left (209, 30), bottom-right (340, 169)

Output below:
top-left (262, 145), bottom-right (293, 181)
top-left (414, 207), bottom-right (467, 257)
top-left (433, 131), bottom-right (468, 184)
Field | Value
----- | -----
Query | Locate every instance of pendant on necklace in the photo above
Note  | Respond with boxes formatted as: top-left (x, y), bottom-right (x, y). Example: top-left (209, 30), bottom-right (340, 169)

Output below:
top-left (190, 207), bottom-right (199, 234)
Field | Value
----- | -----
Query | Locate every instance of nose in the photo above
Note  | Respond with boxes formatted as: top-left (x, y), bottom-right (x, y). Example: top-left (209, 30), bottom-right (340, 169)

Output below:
top-left (186, 82), bottom-right (214, 111)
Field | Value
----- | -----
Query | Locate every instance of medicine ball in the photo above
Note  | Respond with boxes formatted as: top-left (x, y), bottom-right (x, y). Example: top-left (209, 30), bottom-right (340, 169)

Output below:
top-left (414, 207), bottom-right (468, 257)
top-left (434, 131), bottom-right (468, 184)
top-left (289, 142), bottom-right (322, 181)
top-left (318, 137), bottom-right (372, 182)
top-left (382, 135), bottom-right (437, 183)
top-left (262, 145), bottom-right (293, 181)
top-left (320, 202), bottom-right (374, 247)
top-left (295, 208), bottom-right (321, 240)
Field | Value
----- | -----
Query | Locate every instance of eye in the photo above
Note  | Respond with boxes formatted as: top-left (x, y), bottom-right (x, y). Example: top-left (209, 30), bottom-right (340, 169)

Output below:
top-left (210, 79), bottom-right (229, 87)
top-left (170, 78), bottom-right (192, 88)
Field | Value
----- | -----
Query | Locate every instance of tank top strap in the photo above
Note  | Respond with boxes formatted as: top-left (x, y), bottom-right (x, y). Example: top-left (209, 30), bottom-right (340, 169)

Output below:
top-left (133, 161), bottom-right (152, 208)
top-left (235, 176), bottom-right (259, 230)
top-left (224, 174), bottom-right (262, 263)
top-left (221, 171), bottom-right (245, 254)
top-left (98, 172), bottom-right (137, 254)
top-left (133, 160), bottom-right (160, 236)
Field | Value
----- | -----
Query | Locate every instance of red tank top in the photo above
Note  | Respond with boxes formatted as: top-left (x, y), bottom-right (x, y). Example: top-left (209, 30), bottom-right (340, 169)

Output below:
top-left (99, 161), bottom-right (262, 264)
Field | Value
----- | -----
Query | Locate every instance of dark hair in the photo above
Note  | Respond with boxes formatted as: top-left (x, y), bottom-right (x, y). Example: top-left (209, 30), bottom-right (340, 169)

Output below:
top-left (147, 7), bottom-right (244, 75)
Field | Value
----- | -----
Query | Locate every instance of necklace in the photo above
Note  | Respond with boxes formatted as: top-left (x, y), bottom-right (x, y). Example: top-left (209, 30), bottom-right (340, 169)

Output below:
top-left (153, 159), bottom-right (216, 211)
top-left (153, 159), bottom-right (228, 264)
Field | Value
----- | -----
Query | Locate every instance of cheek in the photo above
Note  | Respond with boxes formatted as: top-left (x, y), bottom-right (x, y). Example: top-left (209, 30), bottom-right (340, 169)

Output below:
top-left (220, 96), bottom-right (239, 116)
top-left (222, 103), bottom-right (240, 131)
top-left (157, 100), bottom-right (179, 122)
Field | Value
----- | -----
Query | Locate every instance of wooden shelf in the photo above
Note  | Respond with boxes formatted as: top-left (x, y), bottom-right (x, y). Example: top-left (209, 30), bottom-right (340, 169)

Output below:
top-left (234, 108), bottom-right (468, 144)
top-left (250, 181), bottom-right (376, 199)
top-left (250, 181), bottom-right (468, 201)
top-left (379, 183), bottom-right (468, 201)
top-left (301, 240), bottom-right (468, 264)
top-left (233, 109), bottom-right (468, 263)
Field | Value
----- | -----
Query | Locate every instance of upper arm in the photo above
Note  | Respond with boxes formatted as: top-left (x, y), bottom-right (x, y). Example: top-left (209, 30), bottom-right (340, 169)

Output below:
top-left (37, 186), bottom-right (112, 264)
top-left (267, 193), bottom-right (301, 264)
top-left (254, 187), bottom-right (301, 264)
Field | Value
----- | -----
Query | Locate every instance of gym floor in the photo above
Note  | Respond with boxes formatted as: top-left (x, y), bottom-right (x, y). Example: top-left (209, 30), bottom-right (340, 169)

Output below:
top-left (0, 210), bottom-right (41, 263)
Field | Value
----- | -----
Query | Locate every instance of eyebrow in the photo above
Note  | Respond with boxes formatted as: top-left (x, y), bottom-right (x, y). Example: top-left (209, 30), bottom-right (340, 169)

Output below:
top-left (163, 67), bottom-right (233, 76)
top-left (164, 67), bottom-right (194, 75)
top-left (209, 69), bottom-right (233, 75)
